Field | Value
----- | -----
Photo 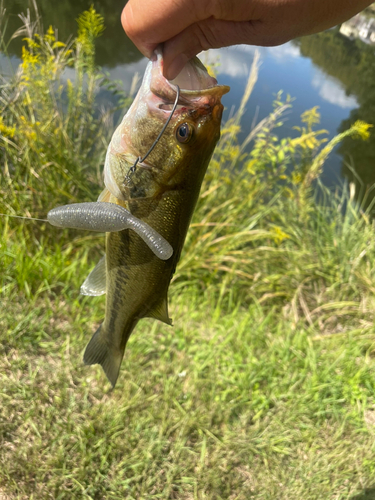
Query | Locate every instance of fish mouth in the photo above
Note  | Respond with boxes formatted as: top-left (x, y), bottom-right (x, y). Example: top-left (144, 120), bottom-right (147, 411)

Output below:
top-left (149, 48), bottom-right (230, 107)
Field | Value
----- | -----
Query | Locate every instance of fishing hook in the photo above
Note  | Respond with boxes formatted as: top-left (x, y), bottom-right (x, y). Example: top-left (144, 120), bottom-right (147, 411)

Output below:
top-left (1, 87), bottom-right (182, 226)
top-left (126, 85), bottom-right (181, 181)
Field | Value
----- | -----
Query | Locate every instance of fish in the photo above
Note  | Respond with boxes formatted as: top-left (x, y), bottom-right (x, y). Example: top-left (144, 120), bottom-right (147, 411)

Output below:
top-left (49, 49), bottom-right (229, 387)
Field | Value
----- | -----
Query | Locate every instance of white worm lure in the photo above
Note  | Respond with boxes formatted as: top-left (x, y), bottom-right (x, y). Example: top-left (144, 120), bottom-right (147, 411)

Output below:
top-left (47, 202), bottom-right (173, 261)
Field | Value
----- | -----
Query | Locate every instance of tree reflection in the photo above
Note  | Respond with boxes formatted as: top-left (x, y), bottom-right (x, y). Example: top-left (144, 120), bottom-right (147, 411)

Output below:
top-left (4, 0), bottom-right (142, 67)
top-left (4, 2), bottom-right (375, 206)
top-left (298, 29), bottom-right (375, 204)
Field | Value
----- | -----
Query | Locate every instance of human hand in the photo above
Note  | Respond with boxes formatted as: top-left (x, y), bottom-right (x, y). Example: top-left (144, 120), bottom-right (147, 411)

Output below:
top-left (122, 0), bottom-right (372, 80)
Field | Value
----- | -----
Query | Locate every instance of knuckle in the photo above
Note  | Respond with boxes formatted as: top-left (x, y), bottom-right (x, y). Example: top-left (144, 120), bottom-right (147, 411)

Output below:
top-left (121, 6), bottom-right (136, 38)
top-left (250, 21), bottom-right (290, 46)
top-left (191, 0), bottom-right (225, 22)
top-left (191, 22), bottom-right (216, 51)
top-left (121, 4), bottom-right (145, 42)
top-left (190, 0), bottom-right (209, 21)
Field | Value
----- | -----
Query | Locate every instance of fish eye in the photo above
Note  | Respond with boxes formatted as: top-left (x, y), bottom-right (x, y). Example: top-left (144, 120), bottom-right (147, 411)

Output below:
top-left (176, 123), bottom-right (193, 144)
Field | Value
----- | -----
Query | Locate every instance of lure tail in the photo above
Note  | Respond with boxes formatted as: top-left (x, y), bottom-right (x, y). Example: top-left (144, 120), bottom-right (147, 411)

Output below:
top-left (83, 325), bottom-right (124, 388)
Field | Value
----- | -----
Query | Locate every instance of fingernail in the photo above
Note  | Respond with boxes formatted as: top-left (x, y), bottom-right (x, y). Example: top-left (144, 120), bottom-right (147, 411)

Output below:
top-left (164, 54), bottom-right (189, 81)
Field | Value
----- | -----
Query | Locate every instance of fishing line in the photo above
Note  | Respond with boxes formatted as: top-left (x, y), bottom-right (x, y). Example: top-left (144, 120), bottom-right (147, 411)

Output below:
top-left (1, 87), bottom-right (182, 223)
top-left (0, 213), bottom-right (48, 223)
top-left (128, 85), bottom-right (181, 177)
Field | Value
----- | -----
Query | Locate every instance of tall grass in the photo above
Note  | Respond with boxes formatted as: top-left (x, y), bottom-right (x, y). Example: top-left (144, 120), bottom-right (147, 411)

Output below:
top-left (0, 5), bottom-right (126, 224)
top-left (0, 4), bottom-right (373, 316)
top-left (1, 5), bottom-right (375, 499)
top-left (1, 3), bottom-right (374, 337)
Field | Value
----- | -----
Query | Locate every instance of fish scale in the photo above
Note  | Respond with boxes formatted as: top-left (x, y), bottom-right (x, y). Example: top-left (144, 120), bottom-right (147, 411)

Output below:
top-left (50, 49), bottom-right (230, 387)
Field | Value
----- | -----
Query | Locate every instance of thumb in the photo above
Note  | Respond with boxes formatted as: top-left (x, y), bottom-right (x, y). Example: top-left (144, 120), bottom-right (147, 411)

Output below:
top-left (163, 18), bottom-right (270, 80)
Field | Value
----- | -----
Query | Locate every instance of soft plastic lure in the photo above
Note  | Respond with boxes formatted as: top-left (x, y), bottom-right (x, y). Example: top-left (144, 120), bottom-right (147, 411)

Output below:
top-left (47, 202), bottom-right (173, 261)
top-left (3, 88), bottom-right (182, 261)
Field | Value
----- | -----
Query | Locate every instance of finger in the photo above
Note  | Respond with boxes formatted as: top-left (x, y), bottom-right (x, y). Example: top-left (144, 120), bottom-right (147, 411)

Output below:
top-left (121, 0), bottom-right (205, 58)
top-left (163, 17), bottom-right (283, 80)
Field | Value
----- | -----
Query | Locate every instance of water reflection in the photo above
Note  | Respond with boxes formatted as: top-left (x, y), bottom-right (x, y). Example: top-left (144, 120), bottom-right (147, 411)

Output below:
top-left (311, 72), bottom-right (358, 109)
top-left (203, 43), bottom-right (358, 189)
top-left (298, 29), bottom-right (375, 198)
top-left (2, 0), bottom-right (374, 201)
top-left (4, 0), bottom-right (142, 66)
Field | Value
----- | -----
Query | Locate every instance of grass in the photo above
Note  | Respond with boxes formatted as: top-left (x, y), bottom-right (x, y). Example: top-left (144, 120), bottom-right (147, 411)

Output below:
top-left (1, 289), bottom-right (375, 498)
top-left (1, 4), bottom-right (375, 499)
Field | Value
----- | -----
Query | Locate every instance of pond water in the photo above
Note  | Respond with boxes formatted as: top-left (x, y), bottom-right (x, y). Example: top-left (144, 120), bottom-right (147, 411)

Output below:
top-left (2, 0), bottom-right (375, 201)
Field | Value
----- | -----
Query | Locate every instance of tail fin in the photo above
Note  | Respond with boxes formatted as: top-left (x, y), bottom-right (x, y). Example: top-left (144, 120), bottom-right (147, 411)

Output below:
top-left (83, 325), bottom-right (123, 388)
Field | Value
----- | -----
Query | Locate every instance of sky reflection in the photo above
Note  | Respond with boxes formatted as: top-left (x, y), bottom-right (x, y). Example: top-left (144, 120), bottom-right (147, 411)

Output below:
top-left (0, 40), bottom-right (362, 189)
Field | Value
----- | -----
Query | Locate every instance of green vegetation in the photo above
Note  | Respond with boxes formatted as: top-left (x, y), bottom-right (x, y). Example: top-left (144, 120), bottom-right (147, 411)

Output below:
top-left (1, 7), bottom-right (375, 500)
top-left (3, 0), bottom-right (139, 67)
top-left (298, 28), bottom-right (375, 193)
top-left (363, 3), bottom-right (375, 18)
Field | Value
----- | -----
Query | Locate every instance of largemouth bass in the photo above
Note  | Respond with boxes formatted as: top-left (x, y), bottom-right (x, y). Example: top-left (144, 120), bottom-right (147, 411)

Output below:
top-left (50, 50), bottom-right (229, 387)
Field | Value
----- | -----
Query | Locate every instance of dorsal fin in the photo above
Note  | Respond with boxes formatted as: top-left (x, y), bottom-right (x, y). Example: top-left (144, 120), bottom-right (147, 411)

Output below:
top-left (80, 255), bottom-right (106, 296)
top-left (145, 295), bottom-right (173, 325)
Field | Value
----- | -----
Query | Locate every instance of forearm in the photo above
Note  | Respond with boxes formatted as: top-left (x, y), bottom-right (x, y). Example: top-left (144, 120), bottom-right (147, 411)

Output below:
top-left (122, 0), bottom-right (375, 79)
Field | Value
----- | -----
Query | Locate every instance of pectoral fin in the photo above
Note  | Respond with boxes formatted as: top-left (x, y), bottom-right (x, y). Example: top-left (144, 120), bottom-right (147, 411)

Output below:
top-left (145, 296), bottom-right (172, 325)
top-left (97, 188), bottom-right (111, 202)
top-left (80, 255), bottom-right (106, 296)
